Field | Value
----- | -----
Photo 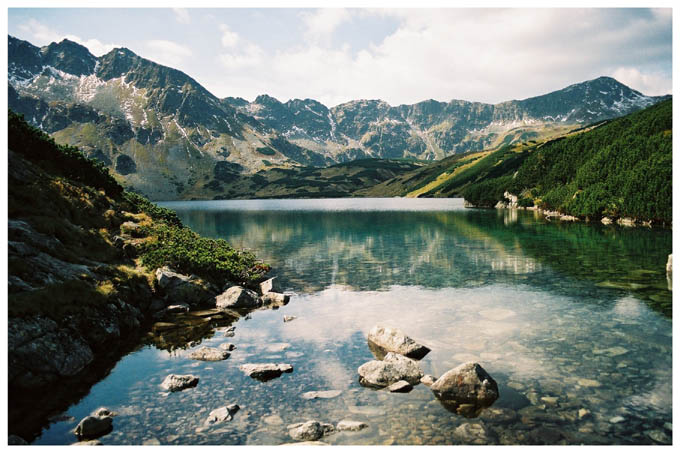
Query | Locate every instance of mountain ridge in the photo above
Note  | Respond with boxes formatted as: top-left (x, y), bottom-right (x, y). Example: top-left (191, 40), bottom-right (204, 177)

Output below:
top-left (8, 34), bottom-right (670, 200)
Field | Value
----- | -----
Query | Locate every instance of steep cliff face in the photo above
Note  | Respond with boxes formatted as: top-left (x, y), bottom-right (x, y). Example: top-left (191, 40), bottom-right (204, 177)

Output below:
top-left (9, 34), bottom-right (669, 200)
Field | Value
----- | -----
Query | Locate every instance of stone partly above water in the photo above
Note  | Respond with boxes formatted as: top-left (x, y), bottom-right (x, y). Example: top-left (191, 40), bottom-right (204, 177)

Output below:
top-left (367, 325), bottom-right (430, 360)
top-left (160, 374), bottom-right (199, 392)
top-left (387, 380), bottom-right (413, 393)
top-left (430, 362), bottom-right (499, 417)
top-left (288, 420), bottom-right (335, 441)
top-left (73, 413), bottom-right (113, 440)
top-left (239, 363), bottom-right (293, 381)
top-left (189, 346), bottom-right (230, 361)
top-left (358, 352), bottom-right (423, 388)
top-left (215, 286), bottom-right (260, 310)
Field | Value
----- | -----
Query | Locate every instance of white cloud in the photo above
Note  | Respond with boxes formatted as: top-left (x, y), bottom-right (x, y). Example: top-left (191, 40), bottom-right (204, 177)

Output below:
top-left (207, 8), bottom-right (672, 106)
top-left (219, 24), bottom-right (239, 48)
top-left (300, 8), bottom-right (352, 46)
top-left (173, 8), bottom-right (191, 24)
top-left (612, 67), bottom-right (671, 97)
top-left (144, 39), bottom-right (192, 67)
top-left (17, 19), bottom-right (120, 56)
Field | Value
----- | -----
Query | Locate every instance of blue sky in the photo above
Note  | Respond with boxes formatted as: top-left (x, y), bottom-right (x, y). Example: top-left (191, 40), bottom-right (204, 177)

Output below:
top-left (7, 7), bottom-right (673, 106)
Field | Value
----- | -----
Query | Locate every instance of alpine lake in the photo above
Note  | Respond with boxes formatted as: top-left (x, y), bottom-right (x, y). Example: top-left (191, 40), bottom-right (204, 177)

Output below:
top-left (34, 198), bottom-right (672, 445)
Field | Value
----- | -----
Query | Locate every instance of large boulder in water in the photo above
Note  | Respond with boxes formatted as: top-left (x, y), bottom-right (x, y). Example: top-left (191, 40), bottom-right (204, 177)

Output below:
top-left (430, 362), bottom-right (499, 417)
top-left (358, 352), bottom-right (423, 388)
top-left (73, 415), bottom-right (113, 440)
top-left (367, 325), bottom-right (430, 360)
top-left (215, 286), bottom-right (260, 310)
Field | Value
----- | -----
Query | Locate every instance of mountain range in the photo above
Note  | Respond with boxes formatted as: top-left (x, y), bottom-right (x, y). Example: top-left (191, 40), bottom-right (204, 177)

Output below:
top-left (8, 35), bottom-right (669, 200)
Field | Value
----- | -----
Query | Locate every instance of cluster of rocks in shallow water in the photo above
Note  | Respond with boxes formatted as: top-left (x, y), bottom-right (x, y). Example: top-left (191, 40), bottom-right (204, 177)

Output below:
top-left (358, 325), bottom-right (500, 417)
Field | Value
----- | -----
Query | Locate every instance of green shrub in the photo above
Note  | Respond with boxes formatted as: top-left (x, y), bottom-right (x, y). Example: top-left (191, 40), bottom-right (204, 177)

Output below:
top-left (139, 223), bottom-right (269, 285)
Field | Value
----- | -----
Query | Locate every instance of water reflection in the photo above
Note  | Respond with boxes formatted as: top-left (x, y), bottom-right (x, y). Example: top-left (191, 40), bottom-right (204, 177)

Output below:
top-left (31, 199), bottom-right (671, 446)
top-left (162, 199), bottom-right (671, 316)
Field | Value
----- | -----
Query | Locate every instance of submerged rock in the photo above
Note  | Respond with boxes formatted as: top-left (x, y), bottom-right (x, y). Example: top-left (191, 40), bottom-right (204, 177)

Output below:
top-left (73, 415), bottom-right (113, 440)
top-left (239, 363), bottom-right (293, 381)
top-left (72, 440), bottom-right (103, 445)
top-left (204, 404), bottom-right (239, 425)
top-left (358, 352), bottom-right (423, 388)
top-left (336, 420), bottom-right (368, 432)
top-left (430, 362), bottom-right (499, 416)
top-left (301, 390), bottom-right (342, 400)
top-left (288, 421), bottom-right (334, 441)
top-left (283, 315), bottom-right (297, 323)
top-left (215, 286), bottom-right (260, 310)
top-left (453, 422), bottom-right (492, 444)
top-left (189, 346), bottom-right (230, 361)
top-left (160, 374), bottom-right (199, 392)
top-left (367, 325), bottom-right (430, 360)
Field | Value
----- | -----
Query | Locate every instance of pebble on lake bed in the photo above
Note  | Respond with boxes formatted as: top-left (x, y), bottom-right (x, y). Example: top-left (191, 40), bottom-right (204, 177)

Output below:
top-left (239, 363), bottom-right (293, 381)
top-left (336, 420), bottom-right (368, 432)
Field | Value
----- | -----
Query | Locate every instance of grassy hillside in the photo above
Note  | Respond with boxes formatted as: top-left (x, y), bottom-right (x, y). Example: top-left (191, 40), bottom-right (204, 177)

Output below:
top-left (462, 99), bottom-right (672, 223)
top-left (191, 158), bottom-right (426, 200)
top-left (9, 109), bottom-right (268, 318)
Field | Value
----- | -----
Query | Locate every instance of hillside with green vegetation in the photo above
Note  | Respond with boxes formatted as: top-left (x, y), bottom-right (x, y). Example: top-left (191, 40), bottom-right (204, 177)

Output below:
top-left (461, 99), bottom-right (672, 224)
top-left (8, 109), bottom-right (269, 438)
top-left (369, 100), bottom-right (671, 225)
top-left (198, 158), bottom-right (426, 199)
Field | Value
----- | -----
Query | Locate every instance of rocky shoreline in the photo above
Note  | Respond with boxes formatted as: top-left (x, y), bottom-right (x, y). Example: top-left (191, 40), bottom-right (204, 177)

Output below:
top-left (465, 191), bottom-right (671, 229)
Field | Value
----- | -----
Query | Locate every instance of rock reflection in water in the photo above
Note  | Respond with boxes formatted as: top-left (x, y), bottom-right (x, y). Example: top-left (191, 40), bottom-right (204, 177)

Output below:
top-left (148, 310), bottom-right (239, 352)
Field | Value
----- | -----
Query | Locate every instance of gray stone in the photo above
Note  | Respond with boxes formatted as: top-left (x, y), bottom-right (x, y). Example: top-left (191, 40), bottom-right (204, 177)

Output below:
top-left (421, 375), bottom-right (437, 387)
top-left (189, 346), bottom-right (230, 361)
top-left (219, 343), bottom-right (236, 351)
top-left (288, 421), bottom-right (333, 441)
top-left (215, 286), bottom-right (260, 310)
top-left (430, 362), bottom-right (499, 413)
top-left (283, 315), bottom-right (297, 323)
top-left (261, 292), bottom-right (290, 306)
top-left (358, 352), bottom-right (423, 388)
top-left (224, 326), bottom-right (236, 337)
top-left (8, 316), bottom-right (94, 388)
top-left (239, 363), bottom-right (293, 381)
top-left (387, 380), bottom-right (413, 393)
top-left (91, 407), bottom-right (117, 418)
top-left (204, 404), bottom-right (239, 425)
top-left (646, 429), bottom-right (671, 444)
top-left (453, 422), bottom-right (491, 445)
top-left (301, 390), bottom-right (342, 400)
top-left (367, 325), bottom-right (430, 359)
top-left (160, 374), bottom-right (199, 392)
top-left (610, 416), bottom-right (625, 424)
top-left (336, 420), bottom-right (368, 432)
top-left (155, 267), bottom-right (215, 307)
top-left (258, 277), bottom-right (280, 295)
top-left (73, 415), bottom-right (113, 440)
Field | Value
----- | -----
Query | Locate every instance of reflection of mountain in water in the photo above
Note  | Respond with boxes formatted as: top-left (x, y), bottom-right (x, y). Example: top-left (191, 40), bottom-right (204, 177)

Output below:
top-left (170, 202), bottom-right (671, 316)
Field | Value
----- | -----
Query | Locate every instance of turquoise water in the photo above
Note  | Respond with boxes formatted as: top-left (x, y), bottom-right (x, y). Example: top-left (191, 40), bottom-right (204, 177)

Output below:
top-left (34, 198), bottom-right (672, 445)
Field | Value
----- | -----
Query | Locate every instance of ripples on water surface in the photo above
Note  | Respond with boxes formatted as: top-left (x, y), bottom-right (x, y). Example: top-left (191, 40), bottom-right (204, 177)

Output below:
top-left (35, 198), bottom-right (672, 445)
